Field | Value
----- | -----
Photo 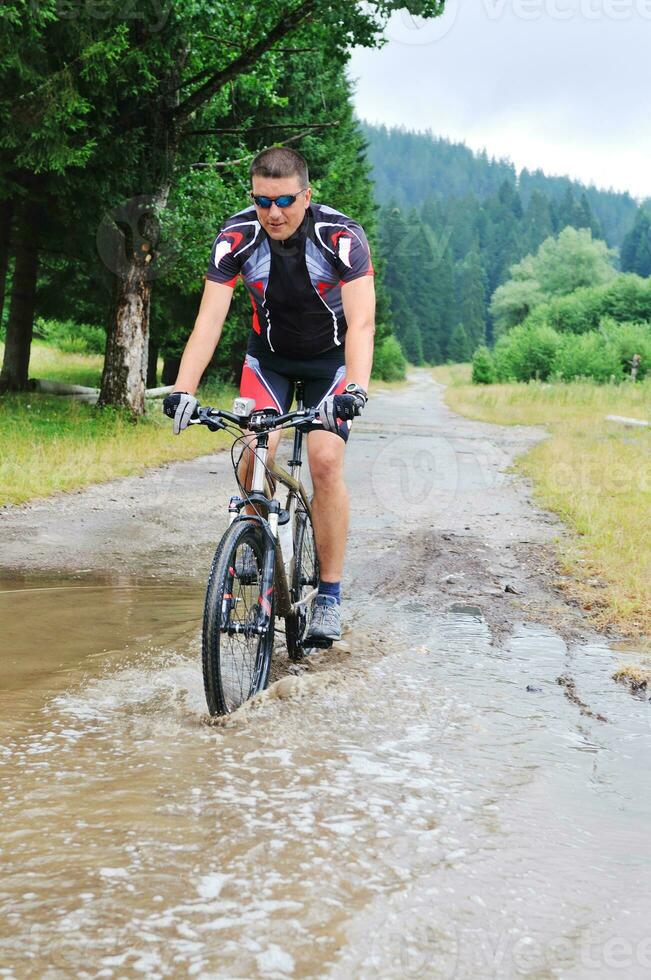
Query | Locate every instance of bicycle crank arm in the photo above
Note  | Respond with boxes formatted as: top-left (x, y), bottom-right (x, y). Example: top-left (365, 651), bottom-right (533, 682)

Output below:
top-left (289, 587), bottom-right (318, 614)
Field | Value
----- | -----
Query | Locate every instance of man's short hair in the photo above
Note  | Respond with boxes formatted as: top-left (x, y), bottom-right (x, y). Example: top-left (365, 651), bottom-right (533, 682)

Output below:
top-left (250, 147), bottom-right (309, 186)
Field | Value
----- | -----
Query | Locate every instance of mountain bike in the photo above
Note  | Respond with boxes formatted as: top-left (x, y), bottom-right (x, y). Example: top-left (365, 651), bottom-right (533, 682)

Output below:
top-left (188, 382), bottom-right (323, 716)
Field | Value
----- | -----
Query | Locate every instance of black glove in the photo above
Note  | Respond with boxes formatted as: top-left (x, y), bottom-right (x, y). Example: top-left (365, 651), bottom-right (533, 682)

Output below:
top-left (320, 384), bottom-right (367, 432)
top-left (163, 391), bottom-right (199, 434)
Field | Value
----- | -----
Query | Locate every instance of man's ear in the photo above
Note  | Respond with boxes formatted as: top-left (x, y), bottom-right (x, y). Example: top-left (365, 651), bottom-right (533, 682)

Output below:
top-left (304, 186), bottom-right (312, 207)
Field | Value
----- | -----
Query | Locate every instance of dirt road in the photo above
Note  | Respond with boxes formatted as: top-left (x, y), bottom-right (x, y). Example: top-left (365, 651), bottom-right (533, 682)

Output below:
top-left (2, 370), bottom-right (578, 638)
top-left (1, 371), bottom-right (649, 978)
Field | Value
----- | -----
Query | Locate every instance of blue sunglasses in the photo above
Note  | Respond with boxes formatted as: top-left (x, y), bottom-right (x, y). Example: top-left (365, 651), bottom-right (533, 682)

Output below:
top-left (250, 189), bottom-right (307, 209)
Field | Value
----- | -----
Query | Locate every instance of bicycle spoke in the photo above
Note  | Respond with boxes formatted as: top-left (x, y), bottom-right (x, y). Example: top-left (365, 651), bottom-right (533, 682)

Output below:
top-left (221, 543), bottom-right (260, 709)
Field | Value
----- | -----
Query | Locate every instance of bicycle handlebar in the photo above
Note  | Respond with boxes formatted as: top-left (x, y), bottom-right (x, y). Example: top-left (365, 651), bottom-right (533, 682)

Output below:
top-left (188, 403), bottom-right (319, 433)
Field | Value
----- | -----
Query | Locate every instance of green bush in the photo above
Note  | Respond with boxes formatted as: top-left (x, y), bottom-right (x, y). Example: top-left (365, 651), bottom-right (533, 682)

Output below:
top-left (551, 331), bottom-right (621, 382)
top-left (490, 316), bottom-right (651, 384)
top-left (471, 345), bottom-right (495, 384)
top-left (521, 274), bottom-right (651, 336)
top-left (600, 318), bottom-right (651, 381)
top-left (372, 334), bottom-right (407, 381)
top-left (601, 275), bottom-right (651, 323)
top-left (493, 324), bottom-right (561, 382)
top-left (34, 317), bottom-right (106, 355)
top-left (524, 287), bottom-right (602, 334)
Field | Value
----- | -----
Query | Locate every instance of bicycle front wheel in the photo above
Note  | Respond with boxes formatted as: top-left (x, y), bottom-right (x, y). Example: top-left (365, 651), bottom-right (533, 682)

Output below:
top-left (202, 520), bottom-right (274, 716)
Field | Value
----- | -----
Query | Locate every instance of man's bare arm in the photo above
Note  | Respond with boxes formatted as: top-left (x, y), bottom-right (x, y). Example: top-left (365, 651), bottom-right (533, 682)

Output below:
top-left (341, 276), bottom-right (376, 392)
top-left (174, 281), bottom-right (235, 394)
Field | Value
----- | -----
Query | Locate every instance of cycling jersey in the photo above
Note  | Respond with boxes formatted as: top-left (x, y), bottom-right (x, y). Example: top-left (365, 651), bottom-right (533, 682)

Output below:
top-left (206, 202), bottom-right (374, 359)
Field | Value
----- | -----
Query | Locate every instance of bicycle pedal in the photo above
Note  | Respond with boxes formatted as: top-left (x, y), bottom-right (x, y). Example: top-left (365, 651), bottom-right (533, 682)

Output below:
top-left (303, 637), bottom-right (333, 651)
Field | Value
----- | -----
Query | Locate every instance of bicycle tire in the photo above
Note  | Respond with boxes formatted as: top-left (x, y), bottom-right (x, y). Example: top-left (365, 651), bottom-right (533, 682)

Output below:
top-left (285, 507), bottom-right (320, 661)
top-left (202, 520), bottom-right (274, 716)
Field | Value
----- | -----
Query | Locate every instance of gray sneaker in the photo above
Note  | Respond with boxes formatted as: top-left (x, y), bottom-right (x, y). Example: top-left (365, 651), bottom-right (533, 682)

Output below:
top-left (305, 595), bottom-right (341, 646)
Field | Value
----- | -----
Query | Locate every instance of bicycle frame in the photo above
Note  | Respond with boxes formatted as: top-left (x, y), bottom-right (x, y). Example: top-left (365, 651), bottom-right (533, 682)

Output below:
top-left (226, 382), bottom-right (316, 625)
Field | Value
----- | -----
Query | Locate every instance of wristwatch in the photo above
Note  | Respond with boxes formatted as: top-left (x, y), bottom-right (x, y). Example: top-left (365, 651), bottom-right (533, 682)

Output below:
top-left (344, 382), bottom-right (368, 404)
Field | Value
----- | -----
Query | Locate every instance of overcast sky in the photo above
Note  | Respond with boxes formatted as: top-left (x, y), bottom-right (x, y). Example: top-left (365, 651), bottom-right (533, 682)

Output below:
top-left (349, 1), bottom-right (651, 200)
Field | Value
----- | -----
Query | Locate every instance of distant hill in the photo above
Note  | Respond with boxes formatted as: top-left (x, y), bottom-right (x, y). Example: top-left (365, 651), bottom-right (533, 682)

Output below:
top-left (361, 123), bottom-right (648, 363)
top-left (361, 123), bottom-right (639, 249)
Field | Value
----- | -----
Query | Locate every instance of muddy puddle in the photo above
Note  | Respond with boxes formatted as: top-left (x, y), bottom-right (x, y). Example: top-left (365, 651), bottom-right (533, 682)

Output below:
top-left (1, 573), bottom-right (650, 978)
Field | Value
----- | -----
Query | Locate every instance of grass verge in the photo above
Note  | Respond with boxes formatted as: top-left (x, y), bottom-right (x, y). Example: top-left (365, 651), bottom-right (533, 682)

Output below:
top-left (1, 345), bottom-right (237, 505)
top-left (1, 339), bottom-right (167, 388)
top-left (16, 339), bottom-right (105, 387)
top-left (432, 365), bottom-right (651, 639)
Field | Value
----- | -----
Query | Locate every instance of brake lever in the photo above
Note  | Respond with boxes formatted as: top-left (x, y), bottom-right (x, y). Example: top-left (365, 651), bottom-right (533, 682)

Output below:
top-left (188, 411), bottom-right (226, 432)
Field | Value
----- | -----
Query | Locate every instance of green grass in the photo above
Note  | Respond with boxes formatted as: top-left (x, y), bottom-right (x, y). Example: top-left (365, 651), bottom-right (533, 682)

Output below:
top-left (434, 368), bottom-right (651, 639)
top-left (431, 363), bottom-right (472, 387)
top-left (24, 340), bottom-right (105, 387)
top-left (0, 344), bottom-right (237, 505)
top-left (1, 339), bottom-right (167, 388)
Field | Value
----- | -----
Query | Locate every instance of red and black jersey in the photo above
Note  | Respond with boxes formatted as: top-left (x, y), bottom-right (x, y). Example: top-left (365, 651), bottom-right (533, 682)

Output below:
top-left (206, 202), bottom-right (374, 359)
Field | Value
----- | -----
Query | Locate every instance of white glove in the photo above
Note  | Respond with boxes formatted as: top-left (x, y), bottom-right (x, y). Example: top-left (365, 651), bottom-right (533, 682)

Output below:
top-left (163, 391), bottom-right (199, 434)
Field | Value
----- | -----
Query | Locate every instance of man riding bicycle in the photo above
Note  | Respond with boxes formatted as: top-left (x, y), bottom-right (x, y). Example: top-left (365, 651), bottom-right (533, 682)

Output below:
top-left (163, 147), bottom-right (375, 644)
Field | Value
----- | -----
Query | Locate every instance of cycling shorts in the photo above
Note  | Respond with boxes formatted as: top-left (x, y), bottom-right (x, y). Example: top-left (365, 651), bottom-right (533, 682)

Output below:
top-left (240, 350), bottom-right (352, 442)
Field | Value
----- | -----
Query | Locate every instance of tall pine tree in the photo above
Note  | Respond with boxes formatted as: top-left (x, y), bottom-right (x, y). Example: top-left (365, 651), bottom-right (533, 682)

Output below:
top-left (454, 250), bottom-right (488, 351)
top-left (621, 207), bottom-right (651, 277)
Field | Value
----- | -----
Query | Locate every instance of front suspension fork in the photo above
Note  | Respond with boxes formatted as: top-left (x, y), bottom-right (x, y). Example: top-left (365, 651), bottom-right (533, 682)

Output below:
top-left (223, 504), bottom-right (280, 636)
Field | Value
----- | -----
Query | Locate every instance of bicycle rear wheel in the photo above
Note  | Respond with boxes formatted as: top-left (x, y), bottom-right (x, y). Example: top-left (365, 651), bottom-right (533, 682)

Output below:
top-left (285, 507), bottom-right (320, 661)
top-left (202, 520), bottom-right (274, 716)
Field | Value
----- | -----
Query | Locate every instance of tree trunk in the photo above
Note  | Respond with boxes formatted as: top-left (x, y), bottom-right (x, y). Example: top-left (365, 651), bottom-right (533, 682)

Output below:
top-left (0, 198), bottom-right (14, 324)
top-left (162, 355), bottom-right (181, 385)
top-left (0, 198), bottom-right (41, 393)
top-left (98, 260), bottom-right (151, 414)
top-left (98, 183), bottom-right (172, 415)
top-left (147, 335), bottom-right (158, 389)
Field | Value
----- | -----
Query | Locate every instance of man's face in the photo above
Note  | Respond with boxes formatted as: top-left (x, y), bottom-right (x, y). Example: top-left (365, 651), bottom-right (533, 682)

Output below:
top-left (251, 175), bottom-right (311, 240)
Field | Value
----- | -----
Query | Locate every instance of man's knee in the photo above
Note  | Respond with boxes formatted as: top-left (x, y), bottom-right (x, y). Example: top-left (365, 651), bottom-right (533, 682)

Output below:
top-left (309, 442), bottom-right (345, 490)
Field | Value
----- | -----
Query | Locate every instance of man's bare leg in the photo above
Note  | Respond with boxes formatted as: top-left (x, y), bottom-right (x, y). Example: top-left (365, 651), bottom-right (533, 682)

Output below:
top-left (306, 429), bottom-right (348, 582)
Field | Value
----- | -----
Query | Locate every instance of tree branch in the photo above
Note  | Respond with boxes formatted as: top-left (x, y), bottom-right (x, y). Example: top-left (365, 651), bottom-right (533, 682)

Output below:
top-left (183, 122), bottom-right (337, 137)
top-left (189, 127), bottom-right (322, 171)
top-left (172, 0), bottom-right (317, 126)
